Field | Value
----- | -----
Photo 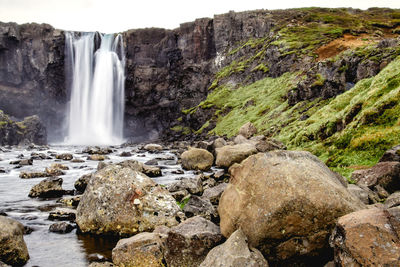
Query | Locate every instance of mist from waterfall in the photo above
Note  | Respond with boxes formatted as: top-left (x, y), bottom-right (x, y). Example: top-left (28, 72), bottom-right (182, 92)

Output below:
top-left (65, 32), bottom-right (125, 145)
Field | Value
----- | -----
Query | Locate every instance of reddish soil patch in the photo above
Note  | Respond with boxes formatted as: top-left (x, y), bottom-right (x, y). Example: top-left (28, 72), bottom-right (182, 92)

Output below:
top-left (316, 34), bottom-right (374, 61)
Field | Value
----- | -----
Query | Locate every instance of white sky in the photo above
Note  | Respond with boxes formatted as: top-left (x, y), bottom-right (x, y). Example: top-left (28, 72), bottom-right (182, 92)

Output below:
top-left (0, 0), bottom-right (399, 33)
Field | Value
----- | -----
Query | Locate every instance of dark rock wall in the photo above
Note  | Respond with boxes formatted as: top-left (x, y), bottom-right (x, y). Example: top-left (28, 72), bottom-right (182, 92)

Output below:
top-left (0, 22), bottom-right (66, 141)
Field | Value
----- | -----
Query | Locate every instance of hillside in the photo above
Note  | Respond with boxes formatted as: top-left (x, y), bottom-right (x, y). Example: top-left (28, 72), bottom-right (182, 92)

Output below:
top-left (171, 7), bottom-right (400, 179)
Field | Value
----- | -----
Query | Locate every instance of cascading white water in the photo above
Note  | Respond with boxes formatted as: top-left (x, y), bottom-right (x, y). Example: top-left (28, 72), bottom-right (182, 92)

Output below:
top-left (65, 32), bottom-right (125, 145)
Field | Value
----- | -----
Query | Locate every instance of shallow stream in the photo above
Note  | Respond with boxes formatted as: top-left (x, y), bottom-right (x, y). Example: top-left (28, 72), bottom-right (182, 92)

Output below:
top-left (0, 144), bottom-right (193, 267)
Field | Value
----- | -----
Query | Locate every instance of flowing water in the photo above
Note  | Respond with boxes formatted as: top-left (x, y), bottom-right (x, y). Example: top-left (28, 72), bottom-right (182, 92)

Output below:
top-left (65, 32), bottom-right (125, 145)
top-left (0, 144), bottom-right (197, 267)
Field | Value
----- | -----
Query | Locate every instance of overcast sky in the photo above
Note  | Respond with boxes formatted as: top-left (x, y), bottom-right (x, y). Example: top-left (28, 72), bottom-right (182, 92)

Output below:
top-left (0, 0), bottom-right (399, 33)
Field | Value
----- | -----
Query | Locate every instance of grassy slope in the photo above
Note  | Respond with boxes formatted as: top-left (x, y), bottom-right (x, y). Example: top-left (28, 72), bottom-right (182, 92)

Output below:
top-left (194, 56), bottom-right (400, 179)
top-left (177, 8), bottom-right (400, 179)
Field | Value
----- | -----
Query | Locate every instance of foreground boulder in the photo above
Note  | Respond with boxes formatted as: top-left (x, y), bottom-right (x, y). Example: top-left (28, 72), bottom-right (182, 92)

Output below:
top-left (28, 177), bottom-right (64, 198)
top-left (0, 216), bottom-right (29, 266)
top-left (215, 143), bottom-right (257, 168)
top-left (181, 148), bottom-right (214, 171)
top-left (76, 164), bottom-right (181, 236)
top-left (200, 229), bottom-right (268, 267)
top-left (379, 144), bottom-right (400, 162)
top-left (164, 216), bottom-right (222, 267)
top-left (218, 151), bottom-right (365, 265)
top-left (112, 232), bottom-right (166, 267)
top-left (330, 207), bottom-right (400, 266)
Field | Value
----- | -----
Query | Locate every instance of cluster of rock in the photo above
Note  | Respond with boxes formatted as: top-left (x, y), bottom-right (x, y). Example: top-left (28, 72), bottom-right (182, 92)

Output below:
top-left (4, 123), bottom-right (400, 266)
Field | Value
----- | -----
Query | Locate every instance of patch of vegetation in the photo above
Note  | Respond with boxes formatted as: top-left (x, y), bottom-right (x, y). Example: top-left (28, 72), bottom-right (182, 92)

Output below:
top-left (177, 196), bottom-right (190, 209)
top-left (194, 56), bottom-right (400, 179)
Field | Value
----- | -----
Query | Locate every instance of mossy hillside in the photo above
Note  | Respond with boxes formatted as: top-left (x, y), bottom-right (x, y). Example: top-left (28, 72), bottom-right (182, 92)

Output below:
top-left (211, 8), bottom-right (400, 91)
top-left (193, 57), bottom-right (400, 179)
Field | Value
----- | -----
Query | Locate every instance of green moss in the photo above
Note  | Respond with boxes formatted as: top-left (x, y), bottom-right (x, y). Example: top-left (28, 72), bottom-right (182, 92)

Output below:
top-left (252, 63), bottom-right (269, 73)
top-left (194, 120), bottom-right (210, 135)
top-left (312, 73), bottom-right (326, 87)
top-left (177, 196), bottom-right (190, 209)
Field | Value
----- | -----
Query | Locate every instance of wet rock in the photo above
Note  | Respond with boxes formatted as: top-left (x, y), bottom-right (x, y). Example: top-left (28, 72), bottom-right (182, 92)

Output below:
top-left (171, 169), bottom-right (184, 175)
top-left (56, 153), bottom-right (73, 160)
top-left (83, 147), bottom-right (113, 155)
top-left (219, 151), bottom-right (365, 265)
top-left (379, 145), bottom-right (400, 162)
top-left (144, 144), bottom-right (163, 152)
top-left (49, 222), bottom-right (75, 234)
top-left (144, 159), bottom-right (159, 165)
top-left (200, 229), bottom-right (268, 267)
top-left (215, 143), bottom-right (257, 168)
top-left (18, 159), bottom-right (33, 166)
top-left (119, 151), bottom-right (132, 157)
top-left (71, 158), bottom-right (85, 163)
top-left (112, 232), bottom-right (167, 267)
top-left (48, 208), bottom-right (77, 222)
top-left (74, 173), bottom-right (92, 193)
top-left (142, 164), bottom-right (162, 177)
top-left (45, 163), bottom-right (68, 176)
top-left (238, 122), bottom-right (257, 139)
top-left (0, 216), bottom-right (29, 266)
top-left (19, 171), bottom-right (50, 179)
top-left (183, 195), bottom-right (217, 221)
top-left (76, 164), bottom-right (181, 236)
top-left (87, 154), bottom-right (108, 161)
top-left (330, 207), bottom-right (400, 266)
top-left (28, 177), bottom-right (64, 198)
top-left (167, 176), bottom-right (203, 195)
top-left (211, 169), bottom-right (225, 180)
top-left (347, 184), bottom-right (369, 204)
top-left (30, 152), bottom-right (50, 160)
top-left (181, 148), bottom-right (214, 171)
top-left (352, 161), bottom-right (400, 194)
top-left (202, 183), bottom-right (228, 205)
top-left (0, 168), bottom-right (5, 173)
top-left (57, 195), bottom-right (81, 207)
top-left (164, 216), bottom-right (222, 267)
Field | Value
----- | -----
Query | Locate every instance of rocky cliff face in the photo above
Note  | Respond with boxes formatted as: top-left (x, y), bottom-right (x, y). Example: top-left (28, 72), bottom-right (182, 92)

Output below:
top-left (1, 8), bottom-right (399, 142)
top-left (0, 22), bottom-right (65, 141)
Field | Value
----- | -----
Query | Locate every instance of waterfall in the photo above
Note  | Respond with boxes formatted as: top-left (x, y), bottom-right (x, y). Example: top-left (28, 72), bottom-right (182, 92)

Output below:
top-left (65, 32), bottom-right (125, 145)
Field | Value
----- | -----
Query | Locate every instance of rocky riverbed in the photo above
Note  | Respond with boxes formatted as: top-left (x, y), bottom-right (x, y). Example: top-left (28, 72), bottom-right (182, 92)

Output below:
top-left (0, 143), bottom-right (204, 266)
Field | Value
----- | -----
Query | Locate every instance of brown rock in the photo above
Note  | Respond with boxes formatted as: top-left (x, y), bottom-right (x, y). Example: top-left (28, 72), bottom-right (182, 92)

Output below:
top-left (164, 216), bottom-right (222, 267)
top-left (200, 229), bottom-right (268, 267)
top-left (330, 208), bottom-right (400, 266)
top-left (181, 148), bottom-right (214, 171)
top-left (28, 177), bottom-right (64, 198)
top-left (352, 161), bottom-right (400, 193)
top-left (112, 232), bottom-right (166, 267)
top-left (215, 143), bottom-right (257, 168)
top-left (183, 195), bottom-right (217, 221)
top-left (56, 153), bottom-right (73, 160)
top-left (218, 151), bottom-right (365, 265)
top-left (379, 145), bottom-right (400, 162)
top-left (238, 122), bottom-right (257, 138)
top-left (144, 144), bottom-right (163, 152)
top-left (0, 216), bottom-right (29, 266)
top-left (19, 171), bottom-right (50, 179)
top-left (202, 183), bottom-right (228, 205)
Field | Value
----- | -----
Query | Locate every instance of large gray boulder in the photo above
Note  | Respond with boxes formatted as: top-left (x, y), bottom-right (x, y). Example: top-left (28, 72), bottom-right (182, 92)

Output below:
top-left (218, 151), bottom-right (365, 265)
top-left (200, 229), bottom-right (268, 267)
top-left (0, 216), bottom-right (29, 266)
top-left (76, 164), bottom-right (181, 236)
top-left (112, 232), bottom-right (166, 267)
